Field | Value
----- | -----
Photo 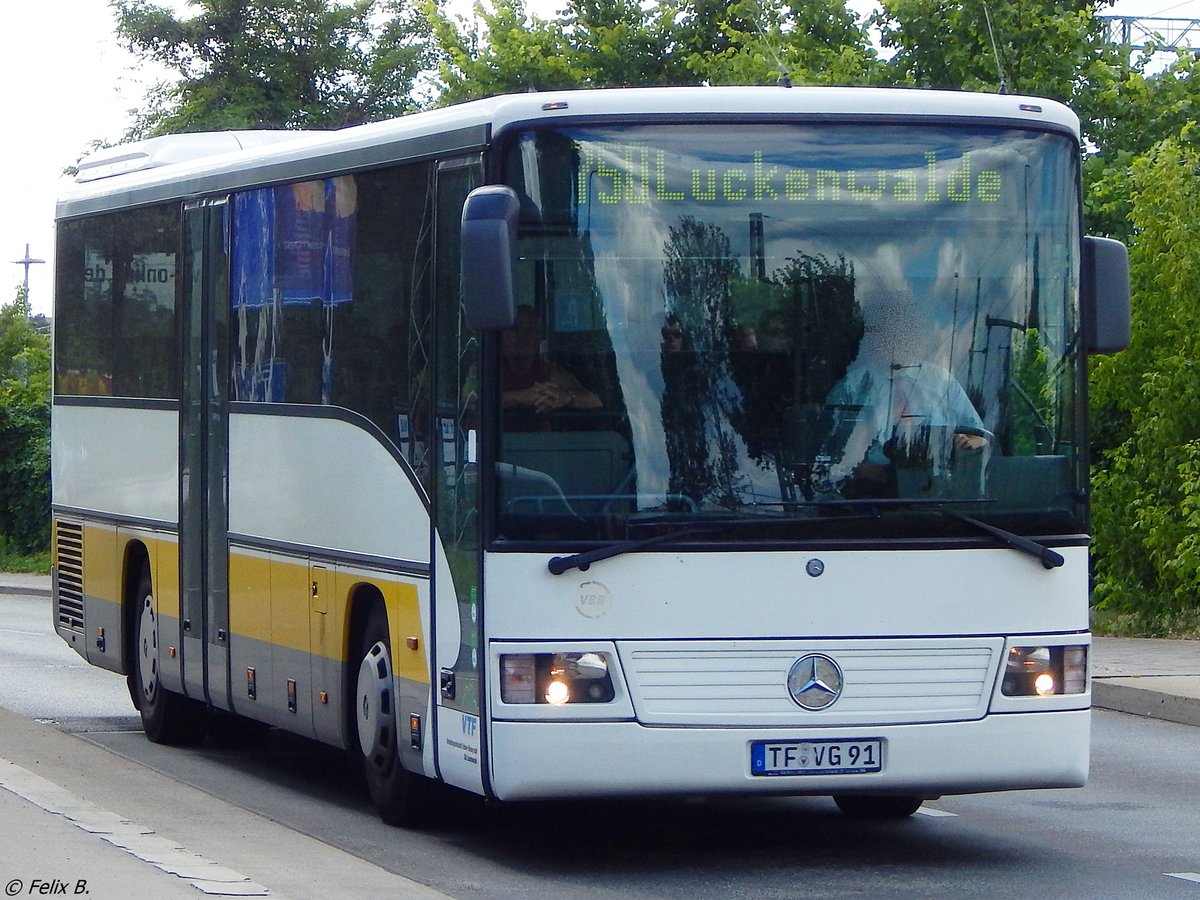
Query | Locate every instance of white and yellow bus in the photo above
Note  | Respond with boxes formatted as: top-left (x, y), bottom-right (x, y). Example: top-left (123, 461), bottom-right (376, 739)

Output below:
top-left (53, 86), bottom-right (1129, 825)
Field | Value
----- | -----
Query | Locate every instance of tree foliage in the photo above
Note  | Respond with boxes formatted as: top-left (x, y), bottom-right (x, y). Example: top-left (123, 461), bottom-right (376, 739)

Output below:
top-left (114, 0), bottom-right (432, 135)
top-left (422, 0), bottom-right (881, 100)
top-left (0, 289), bottom-right (51, 555)
top-left (1080, 48), bottom-right (1200, 241)
top-left (1089, 139), bottom-right (1200, 634)
top-left (874, 0), bottom-right (1112, 98)
top-left (670, 0), bottom-right (880, 88)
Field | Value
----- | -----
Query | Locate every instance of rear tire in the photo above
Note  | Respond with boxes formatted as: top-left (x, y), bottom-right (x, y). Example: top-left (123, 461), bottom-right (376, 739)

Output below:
top-left (128, 563), bottom-right (206, 745)
top-left (833, 794), bottom-right (924, 819)
top-left (354, 602), bottom-right (435, 826)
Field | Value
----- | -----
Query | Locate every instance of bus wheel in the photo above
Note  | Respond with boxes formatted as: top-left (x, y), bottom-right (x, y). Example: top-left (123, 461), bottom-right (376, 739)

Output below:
top-left (833, 794), bottom-right (924, 819)
top-left (129, 564), bottom-right (205, 745)
top-left (355, 603), bottom-right (432, 827)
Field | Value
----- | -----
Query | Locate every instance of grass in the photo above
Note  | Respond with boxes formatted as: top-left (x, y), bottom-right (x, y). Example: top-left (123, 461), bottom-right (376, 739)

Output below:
top-left (0, 539), bottom-right (51, 574)
top-left (1091, 604), bottom-right (1200, 640)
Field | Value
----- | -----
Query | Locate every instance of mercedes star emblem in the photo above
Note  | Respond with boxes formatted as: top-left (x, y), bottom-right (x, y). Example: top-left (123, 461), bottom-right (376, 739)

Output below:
top-left (787, 653), bottom-right (844, 710)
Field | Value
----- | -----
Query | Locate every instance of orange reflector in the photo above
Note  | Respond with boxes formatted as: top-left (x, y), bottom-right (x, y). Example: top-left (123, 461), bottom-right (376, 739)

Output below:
top-left (406, 636), bottom-right (419, 651)
top-left (168, 646), bottom-right (176, 658)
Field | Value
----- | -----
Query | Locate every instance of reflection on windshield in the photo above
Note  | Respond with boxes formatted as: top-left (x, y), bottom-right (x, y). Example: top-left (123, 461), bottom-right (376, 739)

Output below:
top-left (495, 123), bottom-right (1081, 543)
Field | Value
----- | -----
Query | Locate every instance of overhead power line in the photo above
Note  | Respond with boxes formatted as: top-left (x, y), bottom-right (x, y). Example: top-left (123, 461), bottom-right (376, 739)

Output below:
top-left (1098, 15), bottom-right (1200, 51)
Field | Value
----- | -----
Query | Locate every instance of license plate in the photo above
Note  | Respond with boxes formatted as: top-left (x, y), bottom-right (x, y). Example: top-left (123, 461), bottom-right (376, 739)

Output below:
top-left (751, 739), bottom-right (883, 776)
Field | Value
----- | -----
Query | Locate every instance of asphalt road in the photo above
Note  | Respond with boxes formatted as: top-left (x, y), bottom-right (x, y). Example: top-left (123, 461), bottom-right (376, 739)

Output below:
top-left (2, 590), bottom-right (1198, 899)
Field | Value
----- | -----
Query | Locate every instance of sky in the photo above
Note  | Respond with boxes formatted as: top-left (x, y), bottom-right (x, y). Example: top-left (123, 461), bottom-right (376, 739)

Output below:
top-left (2, 0), bottom-right (1198, 317)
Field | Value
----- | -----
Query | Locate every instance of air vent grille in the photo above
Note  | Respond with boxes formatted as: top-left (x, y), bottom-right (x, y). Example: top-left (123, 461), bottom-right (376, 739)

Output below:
top-left (55, 521), bottom-right (85, 632)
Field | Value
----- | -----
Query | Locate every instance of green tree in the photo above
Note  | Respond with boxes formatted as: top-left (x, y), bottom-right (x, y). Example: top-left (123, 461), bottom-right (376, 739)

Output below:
top-left (114, 0), bottom-right (433, 135)
top-left (1080, 48), bottom-right (1200, 241)
top-left (874, 0), bottom-right (1114, 98)
top-left (0, 288), bottom-right (51, 555)
top-left (423, 0), bottom-right (880, 101)
top-left (682, 0), bottom-right (881, 87)
top-left (424, 0), bottom-right (584, 103)
top-left (1089, 138), bottom-right (1200, 634)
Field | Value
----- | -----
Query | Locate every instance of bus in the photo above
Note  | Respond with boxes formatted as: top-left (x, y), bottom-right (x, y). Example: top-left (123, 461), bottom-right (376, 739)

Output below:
top-left (52, 86), bottom-right (1130, 825)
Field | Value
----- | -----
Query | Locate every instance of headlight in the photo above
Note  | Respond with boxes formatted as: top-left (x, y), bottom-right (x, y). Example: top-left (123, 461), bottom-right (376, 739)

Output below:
top-left (500, 652), bottom-right (616, 704)
top-left (1002, 645), bottom-right (1087, 696)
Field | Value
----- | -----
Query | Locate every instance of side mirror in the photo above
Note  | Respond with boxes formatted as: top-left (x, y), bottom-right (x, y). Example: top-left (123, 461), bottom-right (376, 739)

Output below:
top-left (1082, 236), bottom-right (1131, 355)
top-left (461, 185), bottom-right (520, 331)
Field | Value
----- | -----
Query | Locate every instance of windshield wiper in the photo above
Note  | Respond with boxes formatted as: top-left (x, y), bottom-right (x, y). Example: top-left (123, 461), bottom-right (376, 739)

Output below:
top-left (823, 497), bottom-right (1065, 569)
top-left (939, 509), bottom-right (1065, 569)
top-left (548, 512), bottom-right (810, 574)
top-left (548, 525), bottom-right (713, 575)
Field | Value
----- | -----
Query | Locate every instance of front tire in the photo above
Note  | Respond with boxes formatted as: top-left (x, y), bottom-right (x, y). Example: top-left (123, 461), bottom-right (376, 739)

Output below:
top-left (354, 602), bottom-right (434, 826)
top-left (128, 564), bottom-right (206, 745)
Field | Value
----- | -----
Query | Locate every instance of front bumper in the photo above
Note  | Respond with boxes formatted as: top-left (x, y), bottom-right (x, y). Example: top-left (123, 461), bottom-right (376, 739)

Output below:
top-left (489, 709), bottom-right (1090, 801)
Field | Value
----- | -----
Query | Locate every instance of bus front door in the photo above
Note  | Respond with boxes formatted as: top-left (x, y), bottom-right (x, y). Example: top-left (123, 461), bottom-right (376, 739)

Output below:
top-left (431, 158), bottom-right (486, 795)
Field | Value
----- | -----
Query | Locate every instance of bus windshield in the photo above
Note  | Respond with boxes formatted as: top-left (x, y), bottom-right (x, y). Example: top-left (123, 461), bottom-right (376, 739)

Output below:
top-left (494, 122), bottom-right (1082, 545)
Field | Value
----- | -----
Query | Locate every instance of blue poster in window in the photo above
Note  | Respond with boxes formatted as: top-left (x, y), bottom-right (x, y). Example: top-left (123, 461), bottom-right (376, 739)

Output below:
top-left (232, 178), bottom-right (356, 309)
top-left (231, 189), bottom-right (274, 309)
top-left (275, 181), bottom-right (327, 304)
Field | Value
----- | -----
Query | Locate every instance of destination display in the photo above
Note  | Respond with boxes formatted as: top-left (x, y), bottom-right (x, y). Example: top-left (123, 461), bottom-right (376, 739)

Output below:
top-left (577, 145), bottom-right (1004, 207)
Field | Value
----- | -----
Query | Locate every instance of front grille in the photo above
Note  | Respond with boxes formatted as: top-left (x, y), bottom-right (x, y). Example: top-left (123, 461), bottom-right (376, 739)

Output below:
top-left (55, 520), bottom-right (85, 632)
top-left (619, 638), bottom-right (1002, 727)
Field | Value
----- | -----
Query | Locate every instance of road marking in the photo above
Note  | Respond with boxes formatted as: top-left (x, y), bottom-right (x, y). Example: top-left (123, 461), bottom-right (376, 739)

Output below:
top-left (0, 756), bottom-right (278, 897)
top-left (916, 805), bottom-right (958, 817)
top-left (1166, 873), bottom-right (1200, 885)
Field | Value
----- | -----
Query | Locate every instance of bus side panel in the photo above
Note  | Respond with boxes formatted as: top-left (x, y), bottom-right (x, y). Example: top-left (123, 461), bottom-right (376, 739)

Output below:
top-left (80, 522), bottom-right (118, 671)
top-left (51, 518), bottom-right (182, 692)
top-left (227, 412), bottom-right (429, 563)
top-left (51, 404), bottom-right (181, 682)
top-left (227, 412), bottom-right (434, 754)
top-left (51, 404), bottom-right (179, 524)
top-left (270, 551), bottom-right (315, 737)
top-left (228, 547), bottom-right (276, 725)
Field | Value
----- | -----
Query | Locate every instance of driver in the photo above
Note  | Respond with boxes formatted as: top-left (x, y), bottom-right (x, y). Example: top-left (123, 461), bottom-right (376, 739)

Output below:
top-left (821, 292), bottom-right (989, 495)
top-left (501, 305), bottom-right (601, 428)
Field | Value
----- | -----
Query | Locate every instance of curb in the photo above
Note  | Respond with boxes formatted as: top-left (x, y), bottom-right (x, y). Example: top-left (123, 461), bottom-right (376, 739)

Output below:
top-left (1092, 680), bottom-right (1200, 728)
top-left (0, 581), bottom-right (51, 597)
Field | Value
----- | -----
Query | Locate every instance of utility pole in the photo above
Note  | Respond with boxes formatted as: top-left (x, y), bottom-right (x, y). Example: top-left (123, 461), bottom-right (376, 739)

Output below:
top-left (12, 243), bottom-right (45, 306)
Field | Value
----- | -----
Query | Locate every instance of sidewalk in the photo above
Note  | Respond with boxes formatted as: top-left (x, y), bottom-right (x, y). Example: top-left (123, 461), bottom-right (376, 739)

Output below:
top-left (3, 573), bottom-right (1197, 726)
top-left (1091, 636), bottom-right (1200, 727)
top-left (0, 705), bottom-right (450, 900)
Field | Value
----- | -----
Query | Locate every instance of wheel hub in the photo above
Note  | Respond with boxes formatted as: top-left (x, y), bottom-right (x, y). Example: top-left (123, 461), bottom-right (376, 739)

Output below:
top-left (137, 595), bottom-right (159, 703)
top-left (356, 640), bottom-right (396, 770)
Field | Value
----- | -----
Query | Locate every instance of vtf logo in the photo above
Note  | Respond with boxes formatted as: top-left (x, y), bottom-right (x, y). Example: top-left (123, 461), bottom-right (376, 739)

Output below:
top-left (462, 714), bottom-right (478, 736)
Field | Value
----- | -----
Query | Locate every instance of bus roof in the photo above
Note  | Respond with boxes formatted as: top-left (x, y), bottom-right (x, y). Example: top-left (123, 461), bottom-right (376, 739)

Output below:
top-left (58, 86), bottom-right (1080, 219)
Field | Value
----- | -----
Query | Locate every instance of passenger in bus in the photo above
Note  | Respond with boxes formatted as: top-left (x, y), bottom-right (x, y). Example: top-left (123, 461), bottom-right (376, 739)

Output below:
top-left (660, 315), bottom-right (686, 352)
top-left (501, 305), bottom-right (601, 428)
top-left (821, 293), bottom-right (989, 496)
